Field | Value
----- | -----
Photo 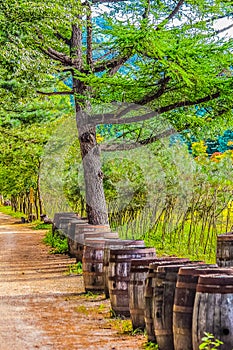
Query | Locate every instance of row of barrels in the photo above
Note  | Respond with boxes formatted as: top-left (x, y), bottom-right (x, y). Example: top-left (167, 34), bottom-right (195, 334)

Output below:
top-left (53, 213), bottom-right (233, 350)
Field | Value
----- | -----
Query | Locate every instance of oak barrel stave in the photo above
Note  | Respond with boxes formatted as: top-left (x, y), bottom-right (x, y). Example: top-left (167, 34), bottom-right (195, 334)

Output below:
top-left (144, 257), bottom-right (190, 342)
top-left (109, 247), bottom-right (156, 317)
top-left (153, 262), bottom-right (205, 350)
top-left (193, 274), bottom-right (233, 350)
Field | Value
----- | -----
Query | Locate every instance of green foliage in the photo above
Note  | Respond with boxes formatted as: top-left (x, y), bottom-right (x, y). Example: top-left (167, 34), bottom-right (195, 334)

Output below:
top-left (84, 290), bottom-right (103, 299)
top-left (0, 205), bottom-right (25, 219)
top-left (1, 0), bottom-right (233, 135)
top-left (34, 223), bottom-right (52, 230)
top-left (108, 318), bottom-right (133, 335)
top-left (199, 332), bottom-right (223, 350)
top-left (43, 229), bottom-right (69, 254)
top-left (66, 262), bottom-right (82, 275)
top-left (1, 0), bottom-right (233, 256)
top-left (143, 342), bottom-right (159, 350)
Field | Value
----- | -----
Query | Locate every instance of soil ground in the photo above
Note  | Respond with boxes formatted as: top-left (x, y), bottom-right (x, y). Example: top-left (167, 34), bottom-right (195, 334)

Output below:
top-left (0, 212), bottom-right (145, 350)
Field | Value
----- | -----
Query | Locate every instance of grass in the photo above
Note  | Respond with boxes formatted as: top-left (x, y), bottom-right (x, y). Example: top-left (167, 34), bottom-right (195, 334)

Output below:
top-left (33, 222), bottom-right (52, 230)
top-left (43, 229), bottom-right (69, 254)
top-left (0, 205), bottom-right (25, 219)
top-left (66, 262), bottom-right (82, 275)
top-left (106, 318), bottom-right (144, 336)
top-left (111, 207), bottom-right (225, 264)
top-left (143, 342), bottom-right (159, 350)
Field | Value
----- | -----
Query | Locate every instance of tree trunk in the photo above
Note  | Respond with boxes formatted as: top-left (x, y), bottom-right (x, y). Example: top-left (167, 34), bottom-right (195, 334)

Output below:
top-left (37, 164), bottom-right (44, 218)
top-left (74, 96), bottom-right (109, 225)
top-left (71, 20), bottom-right (108, 225)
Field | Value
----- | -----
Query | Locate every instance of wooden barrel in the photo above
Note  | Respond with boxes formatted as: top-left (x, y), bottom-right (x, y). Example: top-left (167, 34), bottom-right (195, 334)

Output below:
top-left (67, 220), bottom-right (88, 241)
top-left (82, 239), bottom-right (146, 292)
top-left (144, 258), bottom-right (190, 342)
top-left (173, 264), bottom-right (226, 350)
top-left (217, 233), bottom-right (233, 267)
top-left (193, 274), bottom-right (233, 350)
top-left (59, 217), bottom-right (86, 238)
top-left (129, 258), bottom-right (158, 330)
top-left (82, 238), bottom-right (120, 292)
top-left (153, 262), bottom-right (205, 350)
top-left (75, 224), bottom-right (111, 244)
top-left (103, 240), bottom-right (145, 298)
top-left (53, 212), bottom-right (78, 232)
top-left (71, 224), bottom-right (111, 262)
top-left (67, 220), bottom-right (88, 258)
top-left (109, 247), bottom-right (156, 317)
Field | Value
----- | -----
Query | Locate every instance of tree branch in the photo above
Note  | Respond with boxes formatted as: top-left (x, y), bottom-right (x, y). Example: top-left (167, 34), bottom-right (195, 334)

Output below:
top-left (40, 47), bottom-right (72, 66)
top-left (36, 90), bottom-right (74, 95)
top-left (142, 0), bottom-right (151, 20)
top-left (157, 91), bottom-right (220, 114)
top-left (156, 0), bottom-right (185, 30)
top-left (54, 32), bottom-right (71, 46)
top-left (87, 0), bottom-right (128, 3)
top-left (92, 91), bottom-right (221, 125)
top-left (93, 55), bottom-right (130, 73)
top-left (215, 23), bottom-right (233, 35)
top-left (94, 50), bottom-right (115, 63)
top-left (137, 76), bottom-right (171, 105)
top-left (100, 128), bottom-right (176, 152)
top-left (86, 2), bottom-right (93, 69)
top-left (71, 23), bottom-right (83, 69)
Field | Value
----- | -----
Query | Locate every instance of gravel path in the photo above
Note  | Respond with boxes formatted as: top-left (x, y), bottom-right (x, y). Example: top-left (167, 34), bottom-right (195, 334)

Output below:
top-left (0, 213), bottom-right (145, 350)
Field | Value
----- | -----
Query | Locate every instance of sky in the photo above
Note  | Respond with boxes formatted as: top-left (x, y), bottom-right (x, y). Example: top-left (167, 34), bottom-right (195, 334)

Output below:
top-left (214, 17), bottom-right (233, 38)
top-left (96, 2), bottom-right (233, 40)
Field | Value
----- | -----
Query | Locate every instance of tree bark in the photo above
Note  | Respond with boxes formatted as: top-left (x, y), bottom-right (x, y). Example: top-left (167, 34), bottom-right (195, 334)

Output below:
top-left (71, 18), bottom-right (109, 225)
top-left (74, 95), bottom-right (109, 225)
top-left (37, 163), bottom-right (44, 218)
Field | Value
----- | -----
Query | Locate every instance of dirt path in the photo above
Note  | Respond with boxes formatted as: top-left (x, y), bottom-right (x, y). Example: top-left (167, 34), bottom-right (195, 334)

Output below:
top-left (0, 213), bottom-right (145, 350)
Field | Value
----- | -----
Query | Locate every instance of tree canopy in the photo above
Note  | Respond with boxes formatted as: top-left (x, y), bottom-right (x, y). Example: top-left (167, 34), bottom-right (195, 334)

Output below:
top-left (1, 0), bottom-right (233, 224)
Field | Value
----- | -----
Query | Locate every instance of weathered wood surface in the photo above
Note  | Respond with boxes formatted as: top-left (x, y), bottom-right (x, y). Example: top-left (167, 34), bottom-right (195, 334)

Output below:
top-left (217, 233), bottom-right (233, 267)
top-left (193, 274), bottom-right (233, 350)
top-left (173, 264), bottom-right (222, 350)
top-left (153, 262), bottom-right (204, 350)
top-left (129, 258), bottom-right (157, 330)
top-left (144, 258), bottom-right (190, 342)
top-left (103, 240), bottom-right (145, 298)
top-left (108, 248), bottom-right (156, 317)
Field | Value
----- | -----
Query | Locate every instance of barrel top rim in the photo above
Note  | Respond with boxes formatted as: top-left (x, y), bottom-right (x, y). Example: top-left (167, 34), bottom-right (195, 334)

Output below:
top-left (149, 258), bottom-right (190, 268)
top-left (198, 273), bottom-right (233, 284)
top-left (217, 232), bottom-right (233, 239)
top-left (130, 258), bottom-right (159, 265)
top-left (178, 265), bottom-right (219, 275)
top-left (109, 247), bottom-right (155, 254)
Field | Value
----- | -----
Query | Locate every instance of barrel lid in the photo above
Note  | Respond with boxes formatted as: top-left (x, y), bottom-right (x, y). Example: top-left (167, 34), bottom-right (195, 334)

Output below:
top-left (84, 238), bottom-right (107, 246)
top-left (157, 261), bottom-right (204, 273)
top-left (77, 224), bottom-right (110, 229)
top-left (69, 220), bottom-right (88, 226)
top-left (84, 237), bottom-right (120, 245)
top-left (197, 273), bottom-right (233, 293)
top-left (149, 258), bottom-right (190, 269)
top-left (217, 232), bottom-right (233, 241)
top-left (117, 240), bottom-right (145, 246)
top-left (69, 219), bottom-right (88, 223)
top-left (80, 230), bottom-right (112, 236)
top-left (178, 264), bottom-right (218, 276)
top-left (157, 264), bottom-right (189, 273)
top-left (131, 258), bottom-right (158, 267)
top-left (109, 247), bottom-right (155, 255)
